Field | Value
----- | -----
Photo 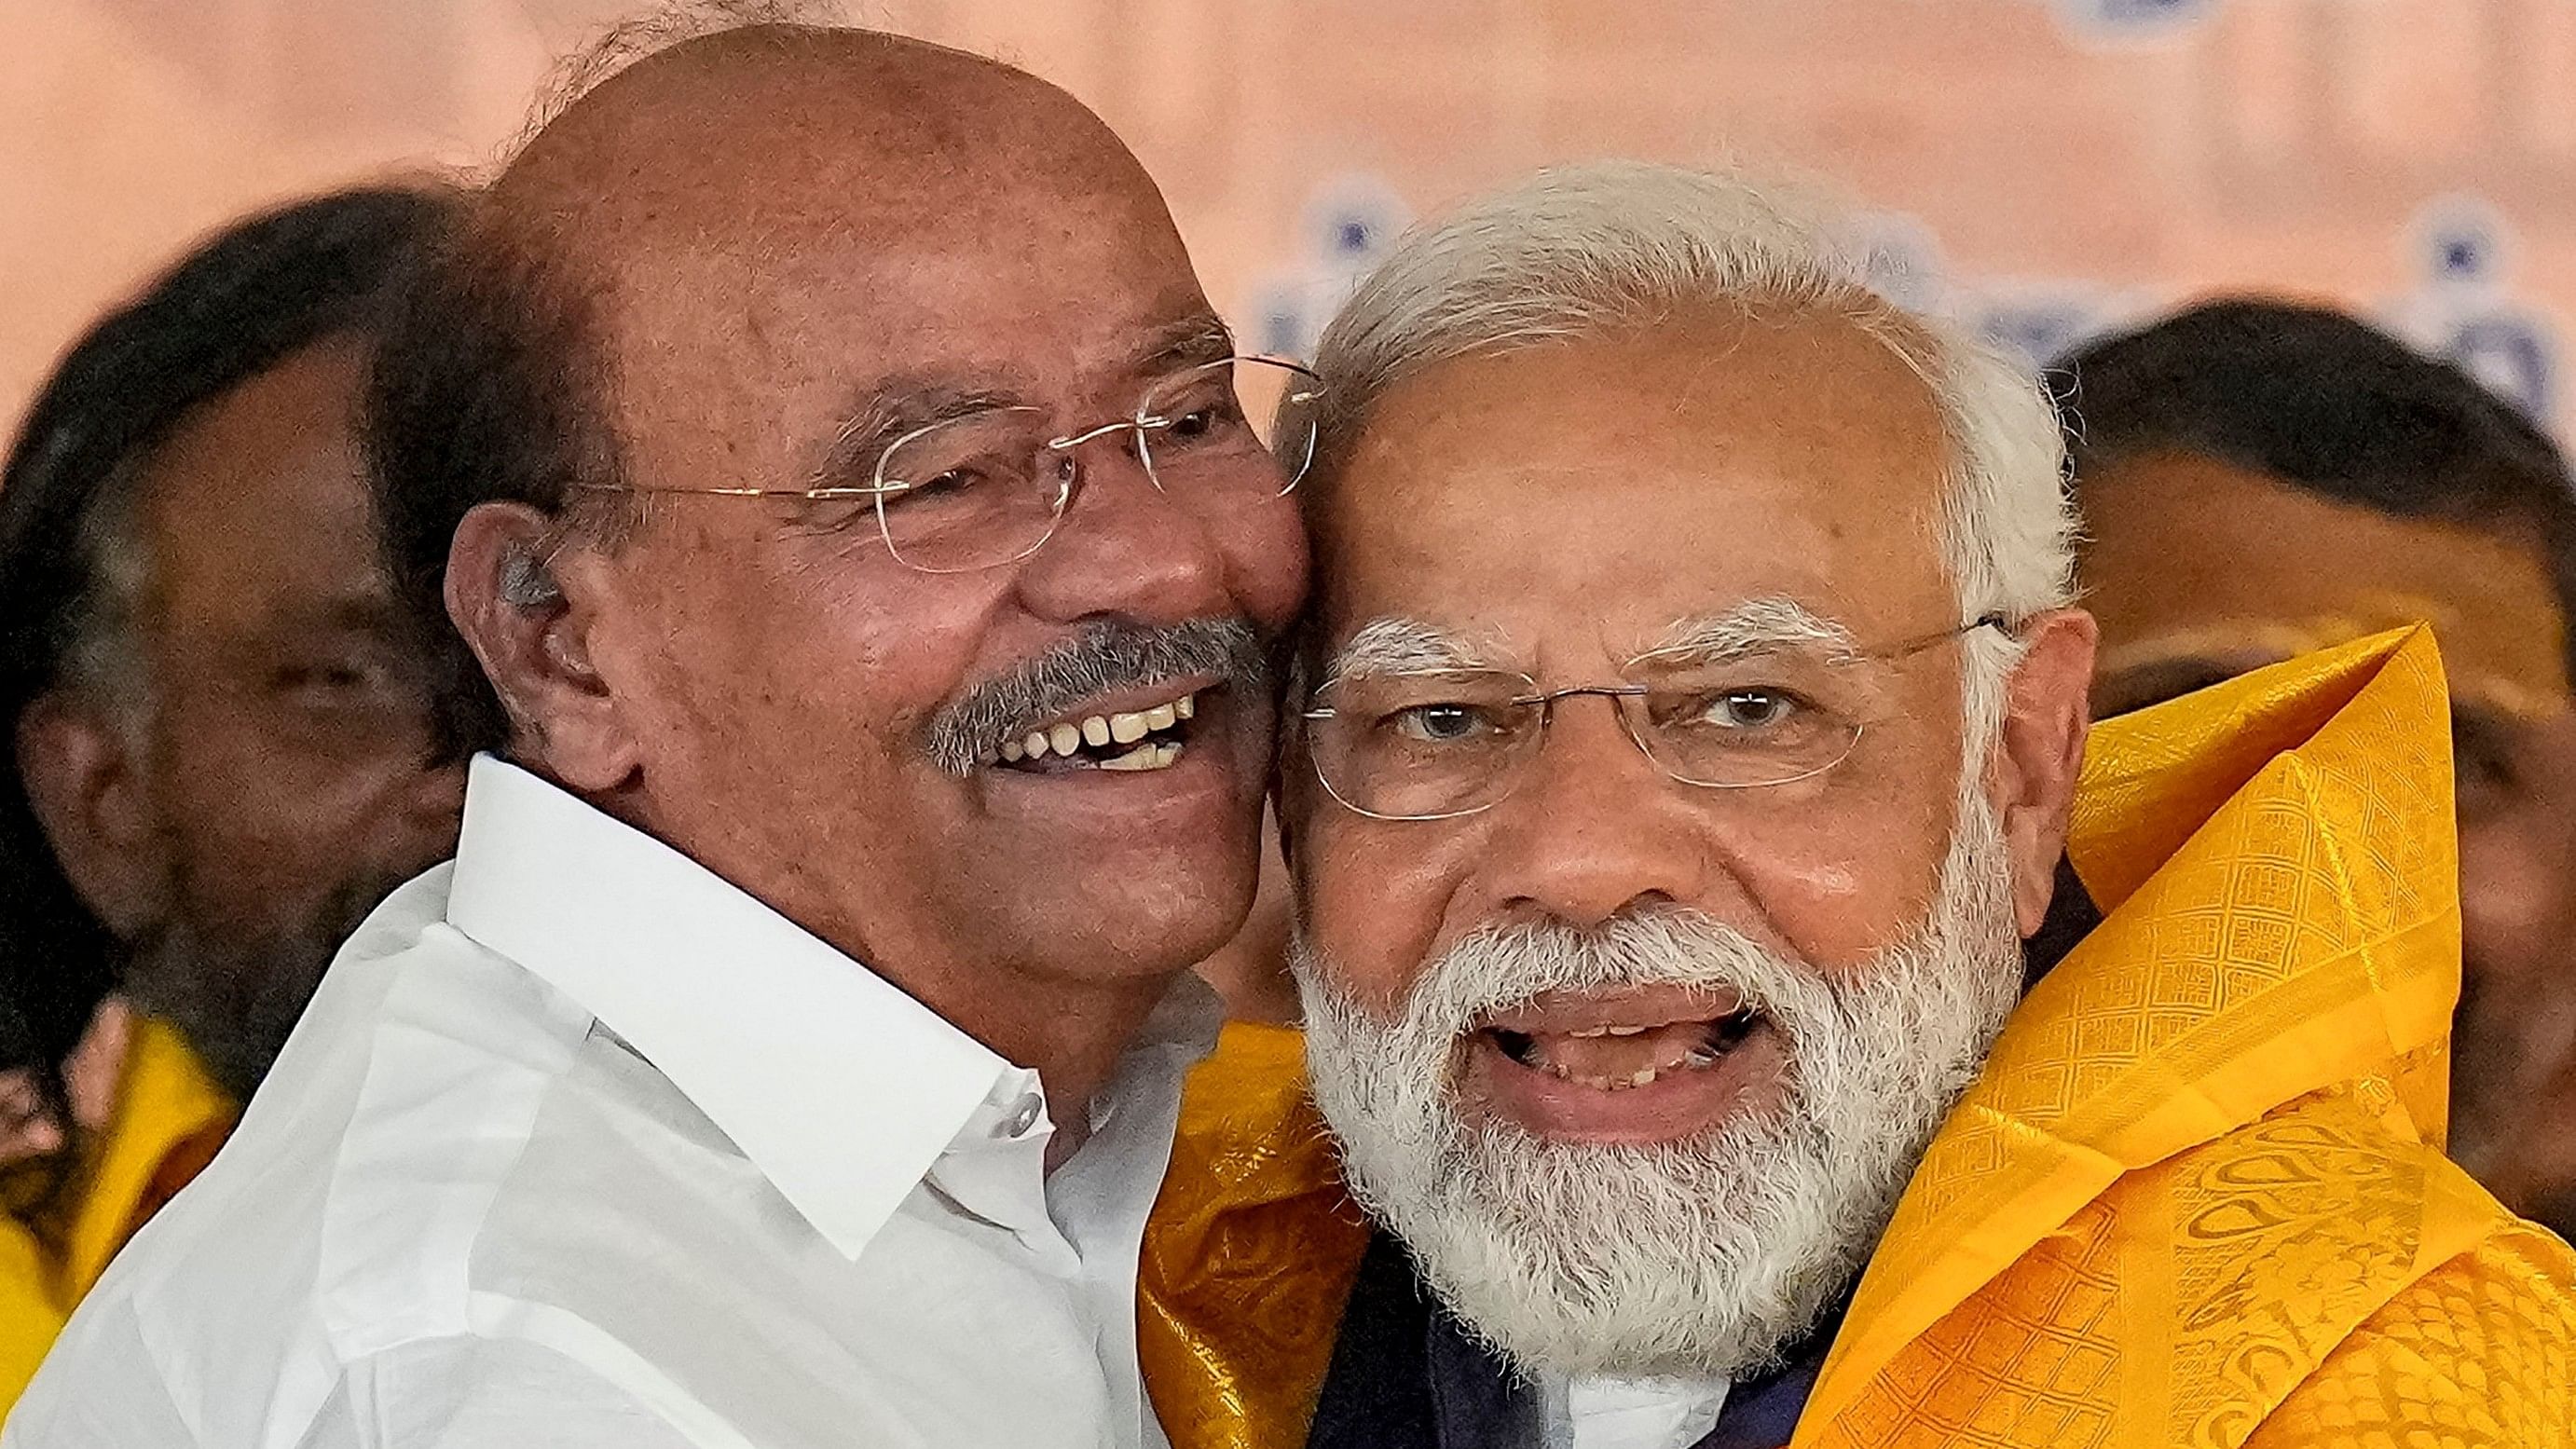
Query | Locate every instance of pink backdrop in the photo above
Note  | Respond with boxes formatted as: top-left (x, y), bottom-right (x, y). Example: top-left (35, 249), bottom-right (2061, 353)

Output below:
top-left (9, 0), bottom-right (2576, 441)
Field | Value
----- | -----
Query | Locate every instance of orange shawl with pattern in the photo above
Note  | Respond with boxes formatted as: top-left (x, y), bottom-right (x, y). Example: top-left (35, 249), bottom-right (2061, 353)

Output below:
top-left (1140, 627), bottom-right (2576, 1448)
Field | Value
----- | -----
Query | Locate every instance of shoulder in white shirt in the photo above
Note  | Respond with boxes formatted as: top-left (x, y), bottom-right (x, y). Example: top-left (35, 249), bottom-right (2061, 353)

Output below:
top-left (7, 756), bottom-right (1220, 1449)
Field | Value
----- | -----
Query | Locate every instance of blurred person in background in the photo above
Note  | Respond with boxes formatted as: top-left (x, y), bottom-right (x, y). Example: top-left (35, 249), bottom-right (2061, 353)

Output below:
top-left (0, 185), bottom-right (463, 1404)
top-left (2062, 299), bottom-right (2576, 1240)
top-left (1139, 163), bottom-right (2576, 1449)
top-left (9, 14), bottom-right (1311, 1447)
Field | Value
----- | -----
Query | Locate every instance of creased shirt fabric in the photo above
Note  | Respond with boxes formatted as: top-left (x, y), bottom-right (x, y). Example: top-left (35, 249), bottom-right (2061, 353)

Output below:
top-left (7, 754), bottom-right (1220, 1449)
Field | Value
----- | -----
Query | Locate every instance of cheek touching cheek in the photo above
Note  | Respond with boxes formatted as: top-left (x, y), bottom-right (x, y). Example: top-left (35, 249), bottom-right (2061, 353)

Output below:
top-left (1227, 503), bottom-right (1310, 629)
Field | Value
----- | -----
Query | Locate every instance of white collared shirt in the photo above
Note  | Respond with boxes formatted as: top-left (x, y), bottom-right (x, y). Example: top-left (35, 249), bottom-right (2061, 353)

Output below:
top-left (7, 756), bottom-right (1221, 1449)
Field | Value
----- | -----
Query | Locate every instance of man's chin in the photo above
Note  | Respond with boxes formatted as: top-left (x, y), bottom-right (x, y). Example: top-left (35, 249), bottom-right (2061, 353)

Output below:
top-left (978, 872), bottom-right (1255, 985)
top-left (1356, 1114), bottom-right (1871, 1383)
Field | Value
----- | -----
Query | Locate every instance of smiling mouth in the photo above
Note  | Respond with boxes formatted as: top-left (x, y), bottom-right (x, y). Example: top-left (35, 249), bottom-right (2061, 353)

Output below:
top-left (984, 688), bottom-right (1203, 774)
top-left (1484, 1004), bottom-right (1764, 1091)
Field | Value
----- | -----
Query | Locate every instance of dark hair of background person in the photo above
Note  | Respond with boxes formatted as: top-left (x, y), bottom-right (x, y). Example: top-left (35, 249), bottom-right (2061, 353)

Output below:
top-left (367, 207), bottom-right (630, 764)
top-left (2054, 297), bottom-right (2576, 681)
top-left (0, 185), bottom-right (457, 1114)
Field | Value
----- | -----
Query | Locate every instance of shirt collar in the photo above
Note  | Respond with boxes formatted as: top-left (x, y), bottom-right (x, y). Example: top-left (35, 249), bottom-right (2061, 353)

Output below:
top-left (445, 754), bottom-right (1015, 1259)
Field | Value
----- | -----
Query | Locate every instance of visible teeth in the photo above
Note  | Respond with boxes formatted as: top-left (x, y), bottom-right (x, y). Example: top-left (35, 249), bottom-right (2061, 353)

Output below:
top-left (1684, 1046), bottom-right (1720, 1067)
top-left (1175, 693), bottom-right (1196, 720)
top-left (1604, 1025), bottom-right (1648, 1037)
top-left (1100, 696), bottom-right (1192, 746)
top-left (1081, 717), bottom-right (1112, 747)
top-left (1024, 731), bottom-right (1052, 760)
top-left (1001, 739), bottom-right (1025, 762)
top-left (1568, 1026), bottom-right (1610, 1039)
top-left (1049, 722), bottom-right (1082, 756)
top-left (1097, 740), bottom-right (1184, 772)
top-left (1628, 1068), bottom-right (1657, 1087)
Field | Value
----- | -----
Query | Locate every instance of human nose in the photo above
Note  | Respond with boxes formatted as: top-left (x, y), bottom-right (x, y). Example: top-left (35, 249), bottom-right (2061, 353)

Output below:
top-left (1466, 693), bottom-right (1711, 929)
top-left (1010, 431), bottom-right (1244, 626)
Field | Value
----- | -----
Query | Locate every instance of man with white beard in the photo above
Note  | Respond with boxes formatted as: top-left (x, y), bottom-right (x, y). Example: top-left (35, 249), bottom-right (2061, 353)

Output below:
top-left (1130, 162), bottom-right (2576, 1449)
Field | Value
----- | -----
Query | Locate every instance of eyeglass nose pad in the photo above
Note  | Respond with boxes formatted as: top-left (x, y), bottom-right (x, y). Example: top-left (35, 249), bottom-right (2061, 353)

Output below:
top-left (1124, 420), bottom-right (1174, 498)
top-left (1050, 419), bottom-right (1166, 505)
top-left (1606, 691), bottom-right (1666, 766)
top-left (1529, 689), bottom-right (1670, 786)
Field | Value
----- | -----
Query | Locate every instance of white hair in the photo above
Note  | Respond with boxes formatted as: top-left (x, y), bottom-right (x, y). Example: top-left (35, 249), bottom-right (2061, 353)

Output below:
top-left (1292, 166), bottom-right (2062, 1379)
top-left (1296, 753), bottom-right (2022, 1379)
top-left (1307, 160), bottom-right (2078, 759)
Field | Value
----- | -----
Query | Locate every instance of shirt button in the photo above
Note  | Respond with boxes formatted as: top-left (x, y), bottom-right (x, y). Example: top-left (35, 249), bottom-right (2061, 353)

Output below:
top-left (1003, 1093), bottom-right (1043, 1139)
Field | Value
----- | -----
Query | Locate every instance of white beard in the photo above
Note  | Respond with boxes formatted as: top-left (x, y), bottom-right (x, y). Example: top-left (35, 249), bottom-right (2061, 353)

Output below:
top-left (1295, 787), bottom-right (2024, 1382)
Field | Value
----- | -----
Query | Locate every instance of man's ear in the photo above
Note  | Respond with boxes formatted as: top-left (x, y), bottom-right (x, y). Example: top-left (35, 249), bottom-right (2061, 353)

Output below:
top-left (444, 502), bottom-right (637, 793)
top-left (17, 690), bottom-right (167, 937)
top-left (1990, 608), bottom-right (2098, 937)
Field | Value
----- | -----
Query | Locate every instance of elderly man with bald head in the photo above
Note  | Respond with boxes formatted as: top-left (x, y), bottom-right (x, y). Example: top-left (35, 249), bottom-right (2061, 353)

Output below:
top-left (10, 20), bottom-right (1308, 1448)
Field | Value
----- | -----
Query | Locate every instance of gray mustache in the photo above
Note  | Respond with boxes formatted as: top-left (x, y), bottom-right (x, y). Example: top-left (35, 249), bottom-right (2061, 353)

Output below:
top-left (926, 617), bottom-right (1270, 775)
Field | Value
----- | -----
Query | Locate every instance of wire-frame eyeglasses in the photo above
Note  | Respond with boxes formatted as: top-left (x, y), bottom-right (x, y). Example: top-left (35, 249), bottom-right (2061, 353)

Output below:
top-left (1302, 614), bottom-right (2013, 822)
top-left (574, 355), bottom-right (1322, 574)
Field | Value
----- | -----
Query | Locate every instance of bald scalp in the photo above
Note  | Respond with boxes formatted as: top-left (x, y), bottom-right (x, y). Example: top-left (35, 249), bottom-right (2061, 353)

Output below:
top-left (492, 23), bottom-right (1148, 271)
top-left (477, 20), bottom-right (1191, 508)
top-left (371, 17), bottom-right (1209, 762)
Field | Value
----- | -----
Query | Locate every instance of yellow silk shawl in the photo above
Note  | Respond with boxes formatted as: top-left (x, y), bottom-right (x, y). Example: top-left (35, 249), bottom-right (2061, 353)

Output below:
top-left (1140, 626), bottom-right (2576, 1448)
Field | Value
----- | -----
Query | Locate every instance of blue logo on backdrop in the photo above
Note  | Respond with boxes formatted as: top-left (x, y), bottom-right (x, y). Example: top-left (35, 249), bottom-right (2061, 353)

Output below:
top-left (1302, 174), bottom-right (1409, 273)
top-left (2421, 203), bottom-right (2502, 287)
top-left (1250, 175), bottom-right (1415, 362)
top-left (2055, 0), bottom-right (2215, 39)
top-left (1254, 282), bottom-right (1314, 361)
top-left (2446, 316), bottom-right (2555, 421)
top-left (2393, 197), bottom-right (2559, 423)
top-left (1980, 298), bottom-right (2112, 369)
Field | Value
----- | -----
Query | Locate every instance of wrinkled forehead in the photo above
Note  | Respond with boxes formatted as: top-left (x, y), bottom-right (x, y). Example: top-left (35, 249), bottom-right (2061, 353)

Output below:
top-left (494, 43), bottom-right (1207, 490)
top-left (1306, 316), bottom-right (1959, 675)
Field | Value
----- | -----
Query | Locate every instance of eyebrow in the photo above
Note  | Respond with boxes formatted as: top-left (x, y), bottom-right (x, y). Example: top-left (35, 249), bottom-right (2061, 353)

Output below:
top-left (802, 379), bottom-right (1026, 493)
top-left (1637, 597), bottom-right (1862, 664)
top-left (797, 313), bottom-right (1240, 494)
top-left (1131, 310), bottom-right (1238, 374)
top-left (1321, 617), bottom-right (1513, 685)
